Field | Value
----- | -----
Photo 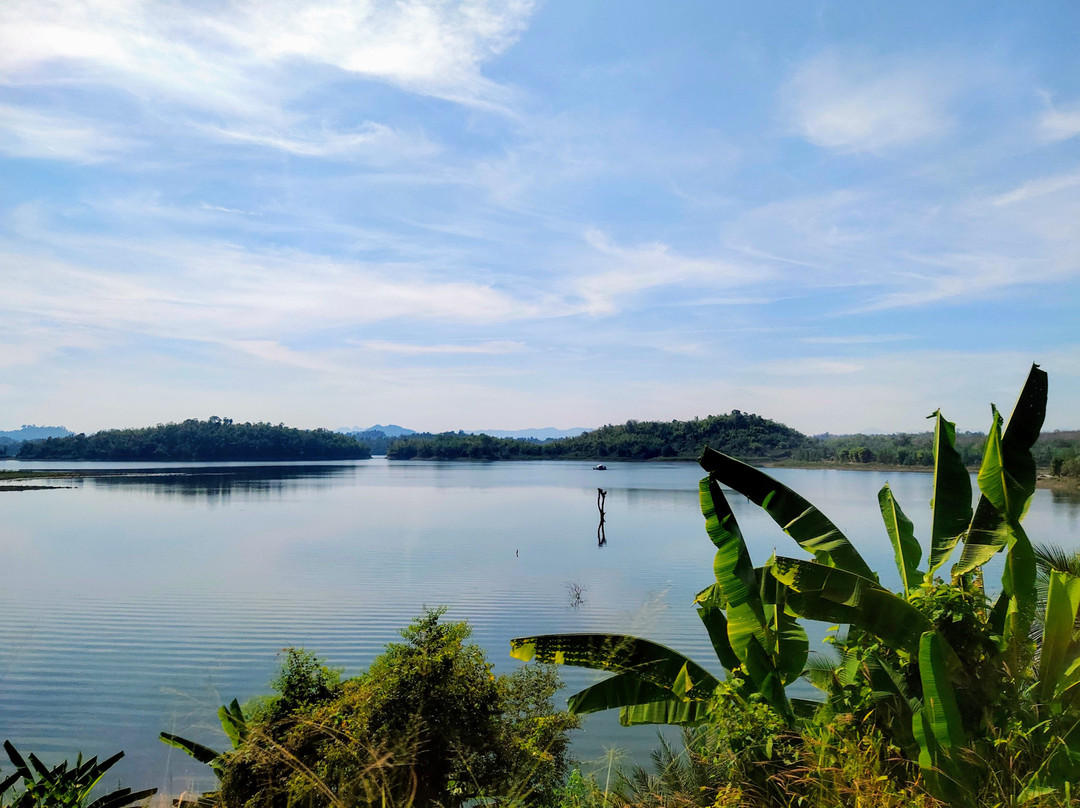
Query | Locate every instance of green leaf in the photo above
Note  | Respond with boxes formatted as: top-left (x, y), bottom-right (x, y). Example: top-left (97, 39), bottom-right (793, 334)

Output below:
top-left (769, 557), bottom-right (932, 655)
top-left (619, 698), bottom-right (714, 726)
top-left (566, 671), bottom-right (683, 715)
top-left (954, 364), bottom-right (1047, 576)
top-left (699, 448), bottom-right (874, 579)
top-left (760, 565), bottom-right (809, 684)
top-left (159, 733), bottom-right (222, 766)
top-left (698, 475), bottom-right (796, 721)
top-left (509, 634), bottom-right (721, 702)
top-left (218, 699), bottom-right (247, 749)
top-left (926, 411), bottom-right (972, 576)
top-left (913, 631), bottom-right (973, 808)
top-left (698, 476), bottom-right (762, 619)
top-left (693, 596), bottom-right (740, 672)
top-left (878, 483), bottom-right (923, 595)
top-left (1039, 570), bottom-right (1080, 704)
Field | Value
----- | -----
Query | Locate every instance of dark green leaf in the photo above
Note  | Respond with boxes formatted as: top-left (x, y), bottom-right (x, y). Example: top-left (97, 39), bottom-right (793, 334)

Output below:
top-left (927, 411), bottom-right (972, 576)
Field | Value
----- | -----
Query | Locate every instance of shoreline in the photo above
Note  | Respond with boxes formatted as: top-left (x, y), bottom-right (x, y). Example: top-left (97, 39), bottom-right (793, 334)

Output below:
top-left (3, 461), bottom-right (1078, 494)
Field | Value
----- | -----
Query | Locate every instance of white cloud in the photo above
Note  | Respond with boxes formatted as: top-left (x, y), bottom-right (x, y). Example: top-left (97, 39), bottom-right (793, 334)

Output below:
top-left (0, 0), bottom-right (532, 107)
top-left (0, 241), bottom-right (545, 348)
top-left (574, 229), bottom-right (761, 315)
top-left (0, 0), bottom-right (534, 161)
top-left (782, 52), bottom-right (953, 152)
top-left (359, 339), bottom-right (525, 355)
top-left (800, 334), bottom-right (916, 345)
top-left (203, 121), bottom-right (439, 160)
top-left (761, 358), bottom-right (864, 376)
top-left (0, 104), bottom-right (132, 163)
top-left (1038, 94), bottom-right (1080, 142)
top-left (993, 169), bottom-right (1080, 206)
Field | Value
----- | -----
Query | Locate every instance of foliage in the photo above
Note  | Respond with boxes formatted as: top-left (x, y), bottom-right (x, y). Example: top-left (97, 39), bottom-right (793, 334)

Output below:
top-left (513, 365), bottom-right (1080, 805)
top-left (163, 609), bottom-right (578, 808)
top-left (17, 417), bottom-right (370, 461)
top-left (387, 411), bottom-right (809, 462)
top-left (0, 742), bottom-right (155, 808)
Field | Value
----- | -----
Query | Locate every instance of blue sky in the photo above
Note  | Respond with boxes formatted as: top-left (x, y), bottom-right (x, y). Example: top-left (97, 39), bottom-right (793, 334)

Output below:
top-left (1, 1), bottom-right (1078, 435)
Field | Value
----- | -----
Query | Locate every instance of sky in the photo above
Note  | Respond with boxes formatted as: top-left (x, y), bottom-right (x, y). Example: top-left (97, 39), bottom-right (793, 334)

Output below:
top-left (1, 1), bottom-right (1079, 435)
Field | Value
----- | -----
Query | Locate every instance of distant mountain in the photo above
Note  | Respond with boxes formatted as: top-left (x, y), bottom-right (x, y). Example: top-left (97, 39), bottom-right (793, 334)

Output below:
top-left (337, 424), bottom-right (417, 437)
top-left (0, 425), bottom-right (72, 441)
top-left (466, 427), bottom-right (590, 441)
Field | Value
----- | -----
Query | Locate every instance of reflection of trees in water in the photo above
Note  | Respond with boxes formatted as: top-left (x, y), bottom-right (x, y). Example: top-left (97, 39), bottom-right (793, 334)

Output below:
top-left (1050, 489), bottom-right (1080, 523)
top-left (620, 487), bottom-right (699, 509)
top-left (88, 465), bottom-right (357, 501)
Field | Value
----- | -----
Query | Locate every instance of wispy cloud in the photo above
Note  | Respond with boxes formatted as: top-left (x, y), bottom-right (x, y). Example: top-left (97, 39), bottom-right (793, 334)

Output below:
top-left (761, 358), bottom-right (864, 376)
top-left (1038, 93), bottom-right (1080, 142)
top-left (801, 334), bottom-right (917, 345)
top-left (359, 339), bottom-right (525, 355)
top-left (0, 0), bottom-right (534, 161)
top-left (993, 168), bottom-right (1080, 206)
top-left (574, 229), bottom-right (761, 315)
top-left (0, 104), bottom-right (133, 162)
top-left (782, 51), bottom-right (954, 152)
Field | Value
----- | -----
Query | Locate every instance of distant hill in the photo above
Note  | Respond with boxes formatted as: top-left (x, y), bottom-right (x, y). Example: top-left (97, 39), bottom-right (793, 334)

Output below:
top-left (18, 418), bottom-right (371, 461)
top-left (387, 411), bottom-right (809, 461)
top-left (338, 424), bottom-right (416, 437)
top-left (0, 425), bottom-right (72, 441)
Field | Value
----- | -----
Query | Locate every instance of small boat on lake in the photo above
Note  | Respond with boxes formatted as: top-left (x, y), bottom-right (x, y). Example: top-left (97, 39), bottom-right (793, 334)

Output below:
top-left (592, 464), bottom-right (607, 470)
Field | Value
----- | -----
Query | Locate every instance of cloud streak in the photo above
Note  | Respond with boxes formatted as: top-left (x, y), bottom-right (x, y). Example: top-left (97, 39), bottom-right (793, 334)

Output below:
top-left (782, 51), bottom-right (954, 152)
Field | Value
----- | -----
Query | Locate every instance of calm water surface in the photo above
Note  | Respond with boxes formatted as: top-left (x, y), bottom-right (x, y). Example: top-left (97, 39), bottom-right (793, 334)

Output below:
top-left (2, 459), bottom-right (1079, 793)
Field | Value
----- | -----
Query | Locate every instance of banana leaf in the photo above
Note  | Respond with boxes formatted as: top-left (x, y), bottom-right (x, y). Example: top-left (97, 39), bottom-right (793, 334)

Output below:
top-left (769, 557), bottom-right (932, 655)
top-left (926, 411), bottom-right (972, 576)
top-left (759, 563), bottom-right (810, 684)
top-left (510, 634), bottom-right (721, 703)
top-left (567, 671), bottom-right (684, 715)
top-left (699, 475), bottom-right (797, 720)
top-left (913, 630), bottom-right (974, 808)
top-left (878, 483), bottom-right (923, 595)
top-left (619, 698), bottom-right (714, 726)
top-left (953, 364), bottom-right (1047, 576)
top-left (699, 475), bottom-right (761, 614)
top-left (693, 594), bottom-right (740, 671)
top-left (1038, 570), bottom-right (1080, 704)
top-left (218, 699), bottom-right (247, 749)
top-left (159, 733), bottom-right (221, 767)
top-left (699, 448), bottom-right (874, 579)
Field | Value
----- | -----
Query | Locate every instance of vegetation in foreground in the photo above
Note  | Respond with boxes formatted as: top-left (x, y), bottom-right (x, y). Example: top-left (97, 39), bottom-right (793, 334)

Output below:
top-left (16, 418), bottom-right (371, 462)
top-left (514, 364), bottom-right (1080, 806)
top-left (161, 610), bottom-right (578, 808)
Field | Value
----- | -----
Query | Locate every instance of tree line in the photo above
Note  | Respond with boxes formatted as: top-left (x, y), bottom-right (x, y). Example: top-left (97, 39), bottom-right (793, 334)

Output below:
top-left (384, 416), bottom-right (1080, 469)
top-left (16, 417), bottom-right (371, 461)
top-left (386, 411), bottom-right (809, 461)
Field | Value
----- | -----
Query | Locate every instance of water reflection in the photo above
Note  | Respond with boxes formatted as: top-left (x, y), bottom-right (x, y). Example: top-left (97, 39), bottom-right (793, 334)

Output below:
top-left (87, 464), bottom-right (357, 501)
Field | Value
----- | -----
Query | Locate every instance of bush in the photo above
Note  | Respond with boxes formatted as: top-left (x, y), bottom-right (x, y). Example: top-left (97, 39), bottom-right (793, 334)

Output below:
top-left (171, 609), bottom-right (578, 808)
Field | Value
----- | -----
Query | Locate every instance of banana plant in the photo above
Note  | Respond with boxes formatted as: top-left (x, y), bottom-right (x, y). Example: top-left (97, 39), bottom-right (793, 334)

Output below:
top-left (0, 741), bottom-right (156, 808)
top-left (160, 698), bottom-right (248, 779)
top-left (511, 366), bottom-right (1071, 802)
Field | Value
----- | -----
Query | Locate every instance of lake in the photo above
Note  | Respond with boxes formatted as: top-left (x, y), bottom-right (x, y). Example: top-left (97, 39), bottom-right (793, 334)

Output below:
top-left (2, 459), bottom-right (1079, 793)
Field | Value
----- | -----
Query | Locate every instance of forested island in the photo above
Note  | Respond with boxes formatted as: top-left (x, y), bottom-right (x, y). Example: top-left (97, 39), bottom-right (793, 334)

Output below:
top-left (386, 411), bottom-right (809, 461)
top-left (16, 417), bottom-right (371, 461)
top-left (383, 414), bottom-right (1080, 474)
top-left (9, 413), bottom-right (1080, 477)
